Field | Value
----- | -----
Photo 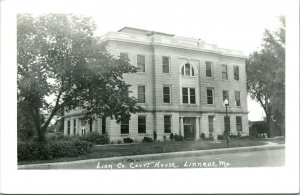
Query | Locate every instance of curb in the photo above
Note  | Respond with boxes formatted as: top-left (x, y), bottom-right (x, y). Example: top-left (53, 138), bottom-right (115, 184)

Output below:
top-left (18, 144), bottom-right (285, 169)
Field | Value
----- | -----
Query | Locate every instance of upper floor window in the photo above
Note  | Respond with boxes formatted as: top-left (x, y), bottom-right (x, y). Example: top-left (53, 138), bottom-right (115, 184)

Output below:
top-left (137, 55), bottom-right (145, 72)
top-left (236, 116), bottom-right (242, 131)
top-left (182, 87), bottom-right (196, 104)
top-left (162, 56), bottom-right (170, 73)
top-left (222, 65), bottom-right (228, 80)
top-left (234, 66), bottom-right (239, 80)
top-left (223, 90), bottom-right (229, 106)
top-left (120, 118), bottom-right (129, 134)
top-left (163, 86), bottom-right (171, 103)
top-left (235, 91), bottom-right (241, 106)
top-left (207, 88), bottom-right (214, 105)
top-left (138, 115), bottom-right (146, 134)
top-left (138, 86), bottom-right (145, 103)
top-left (181, 63), bottom-right (194, 76)
top-left (206, 61), bottom-right (213, 77)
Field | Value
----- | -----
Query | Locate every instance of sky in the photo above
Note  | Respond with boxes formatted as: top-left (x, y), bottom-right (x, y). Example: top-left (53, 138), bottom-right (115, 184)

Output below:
top-left (15, 0), bottom-right (289, 121)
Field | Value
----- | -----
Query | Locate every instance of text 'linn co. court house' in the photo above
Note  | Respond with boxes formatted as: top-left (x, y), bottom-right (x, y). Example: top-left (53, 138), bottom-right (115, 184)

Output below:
top-left (62, 27), bottom-right (249, 142)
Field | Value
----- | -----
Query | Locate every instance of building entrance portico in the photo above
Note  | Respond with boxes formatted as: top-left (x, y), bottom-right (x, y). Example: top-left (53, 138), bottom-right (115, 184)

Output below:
top-left (179, 116), bottom-right (200, 140)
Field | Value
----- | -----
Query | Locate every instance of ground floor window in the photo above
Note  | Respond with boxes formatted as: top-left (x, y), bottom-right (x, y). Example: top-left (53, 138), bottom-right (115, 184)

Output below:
top-left (102, 117), bottom-right (106, 134)
top-left (67, 120), bottom-right (70, 135)
top-left (208, 116), bottom-right (214, 132)
top-left (121, 118), bottom-right (129, 134)
top-left (224, 116), bottom-right (230, 132)
top-left (164, 115), bottom-right (172, 133)
top-left (73, 119), bottom-right (76, 134)
top-left (89, 118), bottom-right (93, 133)
top-left (138, 115), bottom-right (146, 134)
top-left (236, 116), bottom-right (242, 131)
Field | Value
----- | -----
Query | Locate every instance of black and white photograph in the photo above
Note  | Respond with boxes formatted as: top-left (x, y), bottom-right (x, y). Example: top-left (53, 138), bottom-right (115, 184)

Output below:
top-left (0, 0), bottom-right (299, 194)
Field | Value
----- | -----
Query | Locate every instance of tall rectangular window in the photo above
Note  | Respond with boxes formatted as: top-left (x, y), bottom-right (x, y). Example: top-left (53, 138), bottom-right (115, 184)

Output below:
top-left (164, 115), bottom-right (172, 133)
top-left (208, 116), bottom-right (214, 132)
top-left (224, 116), bottom-right (230, 132)
top-left (235, 91), bottom-right (241, 106)
top-left (222, 65), bottom-right (228, 80)
top-left (223, 90), bottom-right (229, 105)
top-left (89, 118), bottom-right (93, 133)
top-left (163, 86), bottom-right (171, 103)
top-left (138, 116), bottom-right (146, 134)
top-left (207, 88), bottom-right (214, 105)
top-left (206, 61), bottom-right (212, 77)
top-left (138, 86), bottom-right (145, 103)
top-left (182, 87), bottom-right (195, 104)
top-left (102, 117), bottom-right (106, 134)
top-left (236, 116), bottom-right (242, 131)
top-left (121, 118), bottom-right (129, 134)
top-left (234, 66), bottom-right (239, 80)
top-left (137, 55), bottom-right (145, 72)
top-left (185, 63), bottom-right (191, 76)
top-left (73, 119), bottom-right (76, 134)
top-left (162, 56), bottom-right (170, 73)
top-left (67, 121), bottom-right (70, 135)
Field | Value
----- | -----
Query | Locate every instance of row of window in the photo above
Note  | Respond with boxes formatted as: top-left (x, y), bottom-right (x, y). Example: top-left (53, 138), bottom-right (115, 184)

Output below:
top-left (120, 53), bottom-right (240, 81)
top-left (137, 85), bottom-right (241, 106)
top-left (209, 116), bottom-right (243, 132)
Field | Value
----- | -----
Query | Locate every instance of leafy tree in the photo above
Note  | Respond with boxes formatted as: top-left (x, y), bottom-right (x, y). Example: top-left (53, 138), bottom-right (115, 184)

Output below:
top-left (246, 16), bottom-right (285, 137)
top-left (17, 14), bottom-right (144, 142)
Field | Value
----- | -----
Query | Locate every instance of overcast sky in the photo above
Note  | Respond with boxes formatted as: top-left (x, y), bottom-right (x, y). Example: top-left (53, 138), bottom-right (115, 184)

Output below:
top-left (16, 0), bottom-right (288, 121)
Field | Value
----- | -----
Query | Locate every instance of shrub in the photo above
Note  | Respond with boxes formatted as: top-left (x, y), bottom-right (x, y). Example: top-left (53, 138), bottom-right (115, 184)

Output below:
top-left (80, 132), bottom-right (109, 145)
top-left (170, 133), bottom-right (174, 141)
top-left (174, 134), bottom-right (184, 141)
top-left (123, 137), bottom-right (134, 143)
top-left (117, 140), bottom-right (122, 144)
top-left (143, 136), bottom-right (153, 143)
top-left (163, 135), bottom-right (167, 142)
top-left (218, 135), bottom-right (224, 140)
top-left (200, 133), bottom-right (206, 140)
top-left (18, 140), bottom-right (93, 162)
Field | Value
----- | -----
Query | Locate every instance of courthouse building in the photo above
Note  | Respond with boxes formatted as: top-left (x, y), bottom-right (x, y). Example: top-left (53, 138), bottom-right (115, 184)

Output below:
top-left (63, 27), bottom-right (249, 142)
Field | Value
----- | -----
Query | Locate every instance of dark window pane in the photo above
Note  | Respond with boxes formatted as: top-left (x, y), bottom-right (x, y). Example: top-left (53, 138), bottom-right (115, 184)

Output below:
top-left (121, 118), bottom-right (129, 134)
top-left (102, 117), bottom-right (106, 134)
top-left (222, 65), bottom-right (228, 80)
top-left (164, 115), bottom-right (171, 133)
top-left (181, 66), bottom-right (184, 75)
top-left (138, 116), bottom-right (146, 133)
top-left (185, 64), bottom-right (190, 76)
top-left (137, 55), bottom-right (145, 72)
top-left (206, 62), bottom-right (212, 77)
top-left (73, 119), bottom-right (76, 134)
top-left (182, 88), bottom-right (188, 103)
top-left (236, 117), bottom-right (242, 131)
top-left (67, 121), bottom-right (70, 135)
top-left (190, 88), bottom-right (195, 104)
top-left (208, 116), bottom-right (214, 132)
top-left (138, 86), bottom-right (145, 103)
top-left (224, 116), bottom-right (230, 132)
top-left (207, 89), bottom-right (214, 104)
top-left (163, 86), bottom-right (171, 103)
top-left (162, 57), bottom-right (170, 73)
top-left (191, 67), bottom-right (194, 76)
top-left (235, 91), bottom-right (241, 106)
top-left (234, 66), bottom-right (239, 80)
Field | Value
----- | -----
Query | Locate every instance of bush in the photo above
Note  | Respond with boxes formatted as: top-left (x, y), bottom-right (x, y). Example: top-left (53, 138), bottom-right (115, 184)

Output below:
top-left (200, 133), bottom-right (206, 140)
top-left (174, 134), bottom-right (184, 141)
top-left (163, 135), bottom-right (167, 142)
top-left (123, 137), bottom-right (134, 143)
top-left (80, 132), bottom-right (109, 145)
top-left (18, 140), bottom-right (93, 162)
top-left (218, 135), bottom-right (224, 140)
top-left (170, 133), bottom-right (174, 141)
top-left (117, 140), bottom-right (122, 144)
top-left (143, 136), bottom-right (153, 143)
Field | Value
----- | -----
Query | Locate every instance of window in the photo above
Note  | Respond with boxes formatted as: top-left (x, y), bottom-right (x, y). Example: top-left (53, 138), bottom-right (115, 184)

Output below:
top-left (67, 121), bottom-right (70, 135)
top-left (138, 116), bottom-right (146, 134)
top-left (137, 55), bottom-right (145, 72)
top-left (164, 115), bottom-right (172, 133)
top-left (120, 52), bottom-right (129, 60)
top-left (236, 117), bottom-right (242, 131)
top-left (102, 117), bottom-right (106, 134)
top-left (73, 119), bottom-right (76, 134)
top-left (206, 61), bottom-right (213, 77)
top-left (162, 57), bottom-right (170, 73)
top-left (163, 86), bottom-right (171, 103)
top-left (224, 116), bottom-right (230, 132)
top-left (234, 66), bottom-right (239, 80)
top-left (222, 65), bottom-right (228, 80)
top-left (89, 118), bottom-right (93, 133)
top-left (121, 118), bottom-right (129, 134)
top-left (235, 91), bottom-right (241, 106)
top-left (208, 116), bottom-right (214, 132)
top-left (181, 63), bottom-right (195, 76)
top-left (138, 86), bottom-right (145, 103)
top-left (207, 88), bottom-right (214, 104)
top-left (223, 90), bottom-right (229, 105)
top-left (182, 87), bottom-right (196, 104)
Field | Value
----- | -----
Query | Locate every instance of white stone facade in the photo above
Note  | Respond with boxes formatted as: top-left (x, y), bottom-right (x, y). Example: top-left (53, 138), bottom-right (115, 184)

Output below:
top-left (63, 27), bottom-right (249, 142)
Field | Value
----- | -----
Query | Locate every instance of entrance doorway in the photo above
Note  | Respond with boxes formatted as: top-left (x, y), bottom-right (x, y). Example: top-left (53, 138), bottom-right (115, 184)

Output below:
top-left (183, 118), bottom-right (195, 140)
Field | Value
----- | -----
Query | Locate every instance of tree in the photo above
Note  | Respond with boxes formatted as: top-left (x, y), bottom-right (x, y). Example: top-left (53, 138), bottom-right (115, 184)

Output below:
top-left (246, 16), bottom-right (285, 137)
top-left (17, 14), bottom-right (144, 142)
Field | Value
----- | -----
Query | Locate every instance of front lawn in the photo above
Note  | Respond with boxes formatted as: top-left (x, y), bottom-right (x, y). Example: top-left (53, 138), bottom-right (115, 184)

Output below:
top-left (18, 138), bottom-right (268, 165)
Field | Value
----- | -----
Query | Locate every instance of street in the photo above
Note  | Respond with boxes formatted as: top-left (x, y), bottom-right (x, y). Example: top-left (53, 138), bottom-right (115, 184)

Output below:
top-left (21, 148), bottom-right (285, 169)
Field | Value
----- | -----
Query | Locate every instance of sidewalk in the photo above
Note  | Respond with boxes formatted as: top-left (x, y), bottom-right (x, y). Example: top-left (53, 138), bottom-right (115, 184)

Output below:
top-left (18, 141), bottom-right (284, 169)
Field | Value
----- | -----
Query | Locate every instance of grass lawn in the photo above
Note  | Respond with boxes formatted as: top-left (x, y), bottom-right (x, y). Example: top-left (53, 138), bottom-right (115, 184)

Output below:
top-left (18, 137), bottom-right (270, 165)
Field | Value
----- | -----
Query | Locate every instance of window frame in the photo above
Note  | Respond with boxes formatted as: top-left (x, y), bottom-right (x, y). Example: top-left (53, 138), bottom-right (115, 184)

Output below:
top-left (206, 88), bottom-right (214, 105)
top-left (163, 85), bottom-right (171, 104)
top-left (206, 61), bottom-right (213, 77)
top-left (73, 119), bottom-right (76, 134)
top-left (234, 66), bottom-right (239, 81)
top-left (138, 115), bottom-right (146, 134)
top-left (222, 90), bottom-right (230, 106)
top-left (162, 56), bottom-right (170, 73)
top-left (120, 118), bottom-right (130, 134)
top-left (222, 64), bottom-right (228, 80)
top-left (208, 116), bottom-right (214, 132)
top-left (67, 120), bottom-right (71, 135)
top-left (236, 116), bottom-right (242, 131)
top-left (181, 63), bottom-right (195, 77)
top-left (164, 115), bottom-right (172, 133)
top-left (137, 54), bottom-right (145, 72)
top-left (182, 87), bottom-right (196, 104)
top-left (235, 91), bottom-right (241, 106)
top-left (224, 116), bottom-right (230, 132)
top-left (137, 85), bottom-right (146, 103)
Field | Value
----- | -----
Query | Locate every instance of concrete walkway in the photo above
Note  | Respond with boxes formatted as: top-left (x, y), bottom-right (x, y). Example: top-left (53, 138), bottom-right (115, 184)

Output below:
top-left (18, 141), bottom-right (284, 169)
